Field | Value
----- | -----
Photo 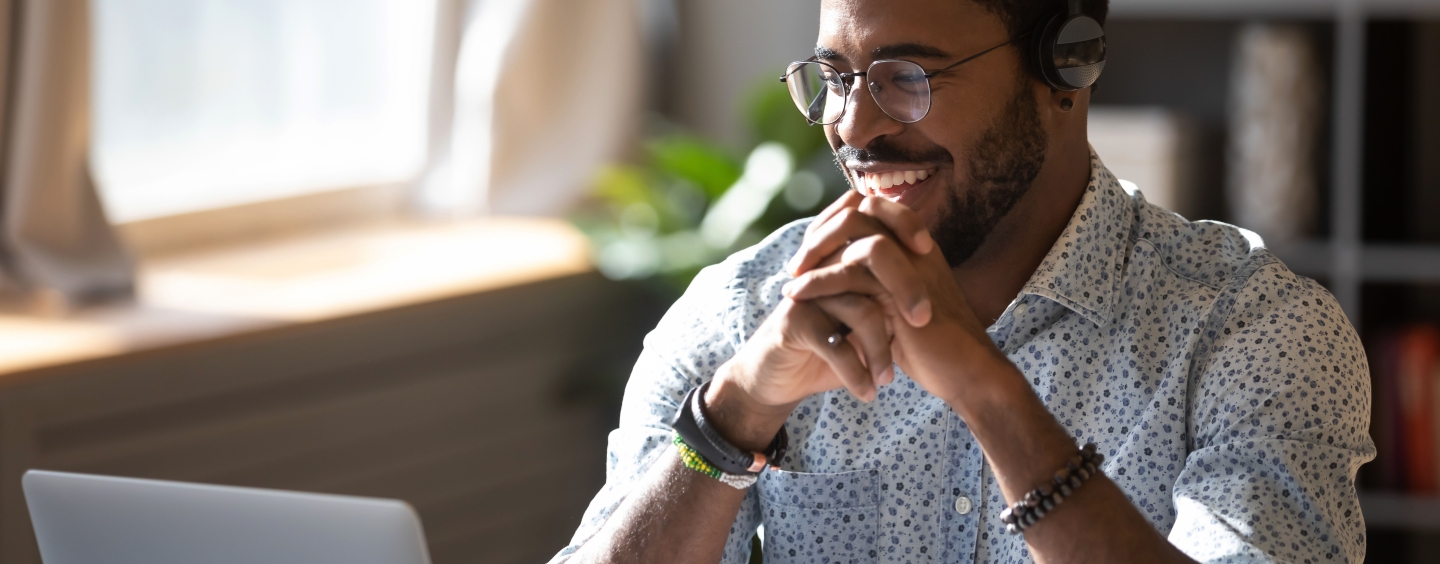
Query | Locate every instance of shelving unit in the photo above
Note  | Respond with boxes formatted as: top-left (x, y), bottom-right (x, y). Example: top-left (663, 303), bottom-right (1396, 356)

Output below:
top-left (1108, 0), bottom-right (1440, 557)
top-left (1273, 241), bottom-right (1440, 284)
top-left (1114, 0), bottom-right (1440, 327)
top-left (1361, 492), bottom-right (1440, 530)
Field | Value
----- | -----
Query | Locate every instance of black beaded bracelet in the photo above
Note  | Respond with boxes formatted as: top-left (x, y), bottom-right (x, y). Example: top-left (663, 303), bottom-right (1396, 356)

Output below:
top-left (999, 442), bottom-right (1105, 535)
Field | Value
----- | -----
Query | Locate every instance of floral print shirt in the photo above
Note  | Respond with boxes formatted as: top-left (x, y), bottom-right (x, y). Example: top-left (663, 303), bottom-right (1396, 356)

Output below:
top-left (550, 152), bottom-right (1375, 563)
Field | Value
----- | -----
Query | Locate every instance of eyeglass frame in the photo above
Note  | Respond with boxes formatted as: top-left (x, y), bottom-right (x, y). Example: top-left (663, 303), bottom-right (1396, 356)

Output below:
top-left (780, 32), bottom-right (1031, 126)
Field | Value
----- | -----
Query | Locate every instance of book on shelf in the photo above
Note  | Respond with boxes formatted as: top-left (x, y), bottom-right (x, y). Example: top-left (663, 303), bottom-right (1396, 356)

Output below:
top-left (1087, 106), bottom-right (1200, 219)
top-left (1372, 324), bottom-right (1440, 493)
top-left (1225, 23), bottom-right (1323, 246)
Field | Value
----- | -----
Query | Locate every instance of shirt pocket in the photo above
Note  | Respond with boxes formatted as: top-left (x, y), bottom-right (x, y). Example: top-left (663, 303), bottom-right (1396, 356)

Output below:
top-left (758, 468), bottom-right (880, 564)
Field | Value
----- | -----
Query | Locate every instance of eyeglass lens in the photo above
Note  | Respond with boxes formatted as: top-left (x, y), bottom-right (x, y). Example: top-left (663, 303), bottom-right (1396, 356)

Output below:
top-left (784, 60), bottom-right (932, 126)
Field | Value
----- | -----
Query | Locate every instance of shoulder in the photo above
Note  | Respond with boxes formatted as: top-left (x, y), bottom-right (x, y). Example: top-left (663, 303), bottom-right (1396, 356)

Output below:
top-left (721, 217), bottom-right (811, 289)
top-left (695, 217), bottom-right (811, 346)
top-left (646, 218), bottom-right (811, 355)
top-left (1128, 189), bottom-right (1273, 292)
top-left (1125, 189), bottom-right (1366, 386)
top-left (617, 218), bottom-right (813, 429)
top-left (1205, 256), bottom-right (1363, 377)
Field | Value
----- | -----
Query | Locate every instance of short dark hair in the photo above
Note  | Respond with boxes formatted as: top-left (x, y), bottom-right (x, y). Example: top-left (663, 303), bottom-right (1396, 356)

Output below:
top-left (971, 0), bottom-right (1109, 40)
top-left (969, 0), bottom-right (1109, 85)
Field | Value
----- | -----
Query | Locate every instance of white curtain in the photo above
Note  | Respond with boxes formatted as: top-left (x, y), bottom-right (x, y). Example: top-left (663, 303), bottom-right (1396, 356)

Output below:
top-left (417, 0), bottom-right (646, 217)
top-left (0, 0), bottom-right (133, 310)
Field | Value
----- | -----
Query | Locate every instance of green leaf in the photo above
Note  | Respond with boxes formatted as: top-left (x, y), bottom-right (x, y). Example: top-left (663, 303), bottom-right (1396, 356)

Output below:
top-left (592, 165), bottom-right (653, 207)
top-left (746, 78), bottom-right (829, 159)
top-left (646, 136), bottom-right (741, 200)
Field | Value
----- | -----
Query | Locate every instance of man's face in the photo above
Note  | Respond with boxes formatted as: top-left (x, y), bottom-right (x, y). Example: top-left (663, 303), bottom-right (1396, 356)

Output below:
top-left (818, 0), bottom-right (1049, 266)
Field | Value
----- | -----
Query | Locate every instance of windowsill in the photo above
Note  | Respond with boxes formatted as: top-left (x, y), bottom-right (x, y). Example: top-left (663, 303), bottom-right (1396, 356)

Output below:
top-left (0, 217), bottom-right (592, 377)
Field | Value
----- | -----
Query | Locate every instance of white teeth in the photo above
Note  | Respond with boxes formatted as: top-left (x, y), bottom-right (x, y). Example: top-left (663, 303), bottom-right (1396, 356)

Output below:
top-left (861, 170), bottom-right (930, 190)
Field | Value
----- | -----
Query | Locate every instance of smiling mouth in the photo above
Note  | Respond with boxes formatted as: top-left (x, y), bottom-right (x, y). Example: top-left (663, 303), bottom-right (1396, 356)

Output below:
top-left (856, 169), bottom-right (934, 197)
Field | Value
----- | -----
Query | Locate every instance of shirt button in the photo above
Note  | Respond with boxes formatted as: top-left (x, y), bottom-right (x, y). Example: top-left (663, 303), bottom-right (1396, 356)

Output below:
top-left (954, 495), bottom-right (973, 515)
top-left (1013, 303), bottom-right (1028, 318)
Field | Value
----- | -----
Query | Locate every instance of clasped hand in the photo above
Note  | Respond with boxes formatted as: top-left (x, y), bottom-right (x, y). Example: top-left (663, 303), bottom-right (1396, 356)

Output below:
top-left (720, 190), bottom-right (1000, 415)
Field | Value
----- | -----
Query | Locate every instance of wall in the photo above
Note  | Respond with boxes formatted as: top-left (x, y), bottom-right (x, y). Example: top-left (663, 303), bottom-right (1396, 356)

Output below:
top-left (669, 0), bottom-right (823, 148)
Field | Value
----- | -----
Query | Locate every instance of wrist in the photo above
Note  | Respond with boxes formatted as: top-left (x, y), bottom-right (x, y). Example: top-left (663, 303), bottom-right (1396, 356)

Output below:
top-left (704, 364), bottom-right (796, 452)
top-left (936, 338), bottom-right (1027, 414)
top-left (915, 318), bottom-right (1019, 406)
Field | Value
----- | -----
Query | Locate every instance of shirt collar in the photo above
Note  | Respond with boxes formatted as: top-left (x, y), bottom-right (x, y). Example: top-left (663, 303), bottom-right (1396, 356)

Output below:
top-left (1016, 150), bottom-right (1134, 328)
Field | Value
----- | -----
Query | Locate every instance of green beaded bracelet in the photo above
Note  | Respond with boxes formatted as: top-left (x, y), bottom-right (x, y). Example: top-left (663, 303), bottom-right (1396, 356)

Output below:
top-left (673, 435), bottom-right (759, 489)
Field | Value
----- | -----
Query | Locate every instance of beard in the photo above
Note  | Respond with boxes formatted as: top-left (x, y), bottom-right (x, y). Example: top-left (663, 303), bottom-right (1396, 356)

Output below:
top-left (932, 78), bottom-right (1048, 266)
top-left (835, 77), bottom-right (1048, 267)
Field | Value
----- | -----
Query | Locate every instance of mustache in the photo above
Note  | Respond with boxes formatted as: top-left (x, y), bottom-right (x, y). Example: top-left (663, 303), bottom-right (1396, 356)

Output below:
top-left (834, 138), bottom-right (952, 165)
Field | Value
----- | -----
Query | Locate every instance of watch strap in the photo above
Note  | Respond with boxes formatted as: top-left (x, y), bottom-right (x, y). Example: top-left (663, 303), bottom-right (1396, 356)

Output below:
top-left (671, 382), bottom-right (786, 475)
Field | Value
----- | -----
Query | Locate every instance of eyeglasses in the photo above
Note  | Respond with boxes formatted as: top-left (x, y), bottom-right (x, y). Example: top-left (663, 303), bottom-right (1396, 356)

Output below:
top-left (780, 36), bottom-right (1024, 126)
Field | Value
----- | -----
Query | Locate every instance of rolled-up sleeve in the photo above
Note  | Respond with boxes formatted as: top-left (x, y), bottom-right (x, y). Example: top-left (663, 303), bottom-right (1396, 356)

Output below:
top-left (1171, 261), bottom-right (1376, 563)
top-left (547, 259), bottom-right (763, 564)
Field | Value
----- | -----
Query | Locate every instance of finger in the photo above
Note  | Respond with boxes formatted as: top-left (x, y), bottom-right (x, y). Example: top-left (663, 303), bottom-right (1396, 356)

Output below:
top-left (784, 236), bottom-right (931, 327)
top-left (787, 298), bottom-right (878, 401)
top-left (813, 293), bottom-right (895, 387)
top-left (784, 261), bottom-right (900, 323)
top-left (804, 188), bottom-right (863, 239)
top-left (786, 261), bottom-right (887, 301)
top-left (858, 196), bottom-right (934, 255)
top-left (842, 235), bottom-right (932, 327)
top-left (788, 207), bottom-right (894, 276)
top-left (791, 191), bottom-right (863, 274)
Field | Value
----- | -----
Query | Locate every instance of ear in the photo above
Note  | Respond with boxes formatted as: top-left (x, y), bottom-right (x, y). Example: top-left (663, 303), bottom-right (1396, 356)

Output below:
top-left (1037, 84), bottom-right (1091, 137)
top-left (1045, 85), bottom-right (1087, 112)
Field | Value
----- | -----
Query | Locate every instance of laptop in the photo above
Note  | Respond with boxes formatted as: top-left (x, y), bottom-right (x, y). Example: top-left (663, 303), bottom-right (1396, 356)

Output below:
top-left (23, 470), bottom-right (432, 564)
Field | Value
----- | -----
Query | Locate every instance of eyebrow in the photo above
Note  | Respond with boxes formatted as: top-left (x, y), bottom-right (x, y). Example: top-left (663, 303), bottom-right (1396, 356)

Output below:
top-left (814, 43), bottom-right (952, 64)
top-left (871, 43), bottom-right (950, 60)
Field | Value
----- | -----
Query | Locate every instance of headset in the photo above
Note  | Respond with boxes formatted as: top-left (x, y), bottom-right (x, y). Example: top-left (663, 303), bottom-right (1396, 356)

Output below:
top-left (1032, 0), bottom-right (1107, 91)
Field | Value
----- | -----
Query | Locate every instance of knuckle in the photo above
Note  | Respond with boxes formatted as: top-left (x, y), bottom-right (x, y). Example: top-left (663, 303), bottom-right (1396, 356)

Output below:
top-left (859, 299), bottom-right (885, 322)
top-left (834, 207), bottom-right (861, 225)
top-left (845, 235), bottom-right (890, 261)
top-left (849, 235), bottom-right (881, 254)
top-left (840, 262), bottom-right (868, 280)
top-left (869, 235), bottom-right (899, 253)
top-left (778, 299), bottom-right (815, 327)
top-left (825, 293), bottom-right (859, 309)
top-left (858, 196), bottom-right (880, 214)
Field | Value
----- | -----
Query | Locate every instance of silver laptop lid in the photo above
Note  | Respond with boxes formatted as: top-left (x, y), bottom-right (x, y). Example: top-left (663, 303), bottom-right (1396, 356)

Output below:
top-left (23, 470), bottom-right (432, 564)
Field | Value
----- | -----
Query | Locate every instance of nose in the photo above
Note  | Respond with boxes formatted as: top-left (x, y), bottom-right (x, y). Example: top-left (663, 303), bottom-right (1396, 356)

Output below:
top-left (832, 77), bottom-right (905, 153)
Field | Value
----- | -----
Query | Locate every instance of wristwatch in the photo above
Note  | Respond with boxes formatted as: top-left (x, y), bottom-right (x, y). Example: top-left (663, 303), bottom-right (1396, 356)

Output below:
top-left (671, 381), bottom-right (788, 476)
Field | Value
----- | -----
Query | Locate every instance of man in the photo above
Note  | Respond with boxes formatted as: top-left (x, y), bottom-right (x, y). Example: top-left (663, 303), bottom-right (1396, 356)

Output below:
top-left (552, 0), bottom-right (1374, 562)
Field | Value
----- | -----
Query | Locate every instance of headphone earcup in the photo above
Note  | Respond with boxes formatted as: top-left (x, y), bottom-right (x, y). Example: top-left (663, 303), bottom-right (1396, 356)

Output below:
top-left (1034, 12), bottom-right (1107, 91)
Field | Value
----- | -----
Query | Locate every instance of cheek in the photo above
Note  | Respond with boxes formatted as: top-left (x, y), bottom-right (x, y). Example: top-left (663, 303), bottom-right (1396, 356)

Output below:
top-left (913, 183), bottom-right (950, 228)
top-left (921, 84), bottom-right (1007, 150)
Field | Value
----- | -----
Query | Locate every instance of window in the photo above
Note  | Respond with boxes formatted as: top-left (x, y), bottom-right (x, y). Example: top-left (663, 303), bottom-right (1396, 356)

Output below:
top-left (91, 0), bottom-right (437, 223)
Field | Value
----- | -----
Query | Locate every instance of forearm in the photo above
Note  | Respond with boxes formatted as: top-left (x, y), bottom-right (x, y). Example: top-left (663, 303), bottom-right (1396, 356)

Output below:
top-left (570, 361), bottom-right (791, 564)
top-left (567, 448), bottom-right (749, 564)
top-left (950, 356), bottom-right (1195, 564)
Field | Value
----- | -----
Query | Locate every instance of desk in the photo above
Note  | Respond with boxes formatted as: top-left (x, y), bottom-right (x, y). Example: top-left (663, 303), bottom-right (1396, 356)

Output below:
top-left (0, 219), bottom-right (656, 564)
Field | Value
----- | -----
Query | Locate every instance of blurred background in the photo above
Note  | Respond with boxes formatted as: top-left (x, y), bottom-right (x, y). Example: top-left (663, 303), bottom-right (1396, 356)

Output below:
top-left (0, 0), bottom-right (1434, 562)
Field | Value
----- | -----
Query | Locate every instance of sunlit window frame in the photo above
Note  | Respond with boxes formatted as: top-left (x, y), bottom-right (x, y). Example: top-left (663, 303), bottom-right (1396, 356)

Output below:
top-left (99, 0), bottom-right (467, 259)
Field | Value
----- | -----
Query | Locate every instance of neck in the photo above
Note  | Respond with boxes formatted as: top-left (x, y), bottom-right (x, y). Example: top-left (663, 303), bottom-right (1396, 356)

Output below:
top-left (950, 137), bottom-right (1091, 327)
